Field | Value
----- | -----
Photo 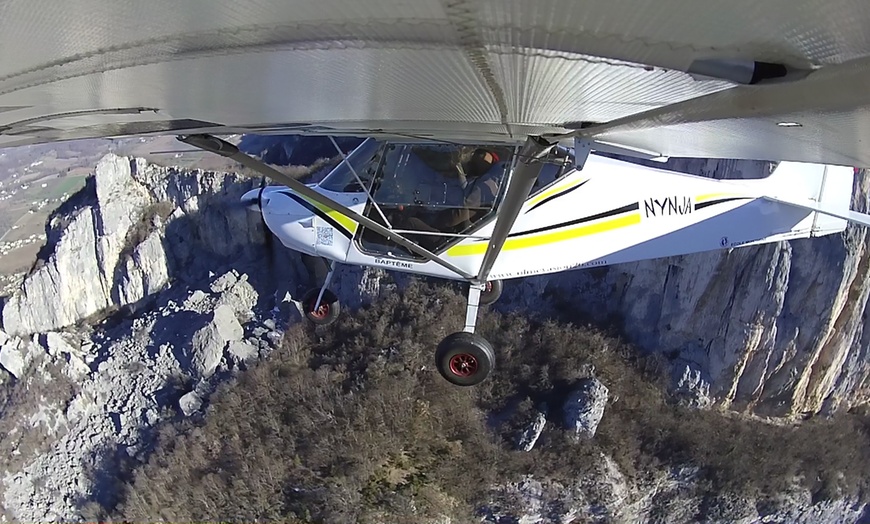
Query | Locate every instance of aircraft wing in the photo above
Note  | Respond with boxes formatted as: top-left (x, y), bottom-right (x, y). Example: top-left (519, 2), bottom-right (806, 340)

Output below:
top-left (579, 58), bottom-right (870, 166)
top-left (2, 0), bottom-right (870, 165)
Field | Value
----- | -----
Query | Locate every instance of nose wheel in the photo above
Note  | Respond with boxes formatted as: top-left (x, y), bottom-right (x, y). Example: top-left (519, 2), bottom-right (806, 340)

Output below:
top-left (301, 259), bottom-right (340, 326)
top-left (302, 287), bottom-right (340, 325)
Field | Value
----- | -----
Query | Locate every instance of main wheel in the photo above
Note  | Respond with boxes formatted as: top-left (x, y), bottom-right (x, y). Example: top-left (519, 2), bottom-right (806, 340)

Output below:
top-left (435, 332), bottom-right (495, 386)
top-left (301, 288), bottom-right (340, 326)
top-left (479, 280), bottom-right (503, 306)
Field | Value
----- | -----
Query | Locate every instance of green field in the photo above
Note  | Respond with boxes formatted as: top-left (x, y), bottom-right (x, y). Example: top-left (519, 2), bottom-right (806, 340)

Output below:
top-left (45, 175), bottom-right (86, 199)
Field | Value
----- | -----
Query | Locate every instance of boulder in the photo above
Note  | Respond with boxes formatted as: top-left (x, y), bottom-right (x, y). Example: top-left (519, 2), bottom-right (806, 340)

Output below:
top-left (190, 305), bottom-right (243, 377)
top-left (227, 340), bottom-right (258, 364)
top-left (516, 408), bottom-right (547, 452)
top-left (563, 378), bottom-right (609, 440)
top-left (0, 338), bottom-right (28, 379)
top-left (179, 390), bottom-right (203, 417)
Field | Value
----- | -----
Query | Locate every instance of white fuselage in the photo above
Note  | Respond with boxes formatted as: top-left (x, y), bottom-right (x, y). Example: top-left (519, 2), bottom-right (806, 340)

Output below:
top-left (244, 154), bottom-right (851, 282)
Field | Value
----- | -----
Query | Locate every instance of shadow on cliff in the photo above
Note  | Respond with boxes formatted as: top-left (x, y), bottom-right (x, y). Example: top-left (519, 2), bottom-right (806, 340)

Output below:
top-left (104, 183), bottom-right (317, 322)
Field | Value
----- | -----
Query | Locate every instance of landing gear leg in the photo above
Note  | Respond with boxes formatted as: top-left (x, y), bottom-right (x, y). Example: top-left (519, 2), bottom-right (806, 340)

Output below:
top-left (301, 260), bottom-right (340, 326)
top-left (435, 283), bottom-right (495, 386)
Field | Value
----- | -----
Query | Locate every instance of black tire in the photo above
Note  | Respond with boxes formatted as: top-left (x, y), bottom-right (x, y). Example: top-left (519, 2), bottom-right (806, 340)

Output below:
top-left (435, 332), bottom-right (495, 386)
top-left (479, 280), bottom-right (503, 306)
top-left (301, 288), bottom-right (340, 326)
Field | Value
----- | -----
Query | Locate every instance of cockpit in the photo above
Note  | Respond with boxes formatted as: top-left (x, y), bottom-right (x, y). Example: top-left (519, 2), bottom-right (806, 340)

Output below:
top-left (317, 138), bottom-right (575, 259)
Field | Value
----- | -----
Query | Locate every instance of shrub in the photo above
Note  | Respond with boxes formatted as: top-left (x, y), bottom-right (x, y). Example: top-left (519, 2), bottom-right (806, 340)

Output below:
top-left (109, 279), bottom-right (870, 521)
top-left (120, 201), bottom-right (174, 259)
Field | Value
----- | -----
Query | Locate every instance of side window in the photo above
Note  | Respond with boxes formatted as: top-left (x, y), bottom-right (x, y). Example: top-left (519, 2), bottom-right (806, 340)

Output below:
top-left (318, 138), bottom-right (383, 193)
top-left (530, 146), bottom-right (574, 195)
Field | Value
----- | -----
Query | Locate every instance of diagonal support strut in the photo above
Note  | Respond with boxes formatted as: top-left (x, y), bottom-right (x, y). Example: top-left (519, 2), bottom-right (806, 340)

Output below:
top-left (475, 136), bottom-right (555, 283)
top-left (177, 134), bottom-right (474, 280)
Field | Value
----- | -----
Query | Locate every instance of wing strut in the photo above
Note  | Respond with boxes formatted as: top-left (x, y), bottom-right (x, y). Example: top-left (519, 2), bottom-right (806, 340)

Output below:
top-left (475, 136), bottom-right (555, 283)
top-left (762, 194), bottom-right (870, 228)
top-left (326, 135), bottom-right (393, 228)
top-left (177, 134), bottom-right (475, 280)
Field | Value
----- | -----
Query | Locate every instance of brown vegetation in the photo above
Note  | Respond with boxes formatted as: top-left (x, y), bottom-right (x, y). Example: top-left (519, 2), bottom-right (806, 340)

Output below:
top-left (119, 201), bottom-right (174, 259)
top-left (0, 358), bottom-right (79, 476)
top-left (107, 279), bottom-right (870, 522)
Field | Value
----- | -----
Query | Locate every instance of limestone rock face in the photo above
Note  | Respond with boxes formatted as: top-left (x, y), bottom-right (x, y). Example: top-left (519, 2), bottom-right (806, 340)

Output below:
top-left (0, 155), bottom-right (266, 337)
top-left (2, 156), bottom-right (160, 335)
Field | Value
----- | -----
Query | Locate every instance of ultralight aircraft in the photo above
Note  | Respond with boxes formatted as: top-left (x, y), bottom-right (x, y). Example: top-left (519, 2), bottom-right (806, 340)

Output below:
top-left (3, 0), bottom-right (870, 385)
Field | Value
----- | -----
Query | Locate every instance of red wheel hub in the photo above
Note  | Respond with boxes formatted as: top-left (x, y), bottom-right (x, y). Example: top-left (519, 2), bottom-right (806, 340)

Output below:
top-left (308, 300), bottom-right (329, 319)
top-left (448, 353), bottom-right (479, 377)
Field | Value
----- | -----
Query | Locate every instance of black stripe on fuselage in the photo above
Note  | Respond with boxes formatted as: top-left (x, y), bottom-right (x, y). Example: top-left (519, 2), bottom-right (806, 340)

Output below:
top-left (526, 180), bottom-right (589, 213)
top-left (510, 202), bottom-right (640, 238)
top-left (695, 197), bottom-right (753, 210)
top-left (278, 190), bottom-right (353, 238)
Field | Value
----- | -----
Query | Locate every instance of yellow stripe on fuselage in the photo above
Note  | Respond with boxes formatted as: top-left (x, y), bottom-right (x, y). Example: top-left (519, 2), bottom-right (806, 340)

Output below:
top-left (696, 192), bottom-right (744, 203)
top-left (526, 177), bottom-right (587, 209)
top-left (310, 201), bottom-right (358, 234)
top-left (447, 212), bottom-right (641, 256)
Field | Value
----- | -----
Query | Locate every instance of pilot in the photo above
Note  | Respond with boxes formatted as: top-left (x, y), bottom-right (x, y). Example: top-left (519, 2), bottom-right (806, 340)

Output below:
top-left (397, 148), bottom-right (502, 245)
top-left (439, 148), bottom-right (502, 228)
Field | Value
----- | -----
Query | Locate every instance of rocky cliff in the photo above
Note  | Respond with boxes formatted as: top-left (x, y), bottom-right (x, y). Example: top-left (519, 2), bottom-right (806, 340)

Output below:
top-left (0, 154), bottom-right (377, 520)
top-left (1, 155), bottom-right (266, 335)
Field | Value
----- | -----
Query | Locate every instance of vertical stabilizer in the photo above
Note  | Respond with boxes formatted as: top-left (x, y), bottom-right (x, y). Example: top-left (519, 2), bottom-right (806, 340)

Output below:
top-left (762, 162), bottom-right (854, 235)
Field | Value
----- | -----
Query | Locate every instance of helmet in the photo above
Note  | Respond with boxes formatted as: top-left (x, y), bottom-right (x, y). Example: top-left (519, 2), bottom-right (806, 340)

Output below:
top-left (466, 148), bottom-right (499, 177)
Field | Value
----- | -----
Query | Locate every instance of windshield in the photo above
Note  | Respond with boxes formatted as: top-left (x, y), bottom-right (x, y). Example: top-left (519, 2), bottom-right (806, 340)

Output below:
top-left (356, 142), bottom-right (514, 257)
top-left (318, 138), bottom-right (383, 192)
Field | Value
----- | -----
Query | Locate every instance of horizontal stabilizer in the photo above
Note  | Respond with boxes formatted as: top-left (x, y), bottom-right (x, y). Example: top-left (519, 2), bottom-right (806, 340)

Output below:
top-left (762, 195), bottom-right (870, 228)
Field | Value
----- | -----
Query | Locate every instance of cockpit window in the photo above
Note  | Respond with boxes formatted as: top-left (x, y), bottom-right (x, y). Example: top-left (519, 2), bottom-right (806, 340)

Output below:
top-left (318, 138), bottom-right (383, 193)
top-left (355, 142), bottom-right (514, 258)
top-left (530, 145), bottom-right (575, 194)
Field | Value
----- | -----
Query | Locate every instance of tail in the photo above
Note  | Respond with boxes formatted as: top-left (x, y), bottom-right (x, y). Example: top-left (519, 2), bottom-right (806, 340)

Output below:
top-left (759, 162), bottom-right (870, 234)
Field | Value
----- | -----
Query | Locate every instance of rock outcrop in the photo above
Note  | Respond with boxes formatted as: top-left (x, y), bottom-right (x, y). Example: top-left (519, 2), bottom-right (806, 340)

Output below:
top-left (562, 378), bottom-right (609, 440)
top-left (672, 362), bottom-right (713, 409)
top-left (515, 405), bottom-right (547, 452)
top-left (484, 456), bottom-right (867, 524)
top-left (0, 155), bottom-right (266, 336)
